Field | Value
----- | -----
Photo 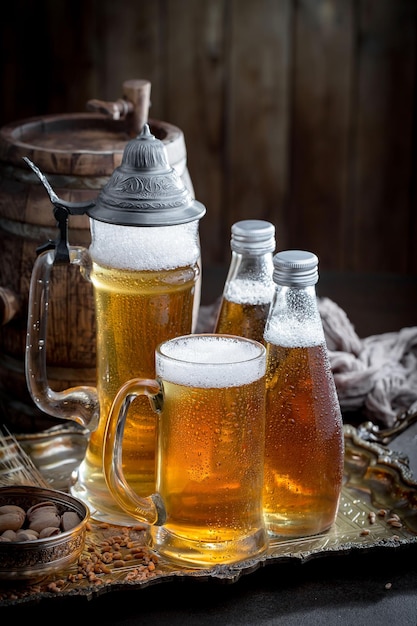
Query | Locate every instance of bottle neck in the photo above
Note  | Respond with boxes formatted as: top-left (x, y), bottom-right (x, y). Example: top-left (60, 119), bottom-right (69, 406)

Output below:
top-left (222, 251), bottom-right (275, 304)
top-left (225, 250), bottom-right (274, 283)
top-left (264, 283), bottom-right (325, 347)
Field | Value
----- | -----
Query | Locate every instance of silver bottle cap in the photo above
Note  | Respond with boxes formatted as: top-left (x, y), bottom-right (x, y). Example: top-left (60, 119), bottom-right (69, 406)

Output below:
top-left (88, 124), bottom-right (206, 226)
top-left (273, 250), bottom-right (318, 287)
top-left (230, 220), bottom-right (276, 254)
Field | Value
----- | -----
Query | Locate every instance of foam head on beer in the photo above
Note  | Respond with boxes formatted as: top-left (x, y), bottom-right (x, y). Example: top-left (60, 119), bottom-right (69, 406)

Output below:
top-left (89, 220), bottom-right (201, 270)
top-left (157, 334), bottom-right (266, 388)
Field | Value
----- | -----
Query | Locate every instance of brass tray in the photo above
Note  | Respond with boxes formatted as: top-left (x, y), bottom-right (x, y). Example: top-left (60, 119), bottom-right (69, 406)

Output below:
top-left (0, 423), bottom-right (416, 607)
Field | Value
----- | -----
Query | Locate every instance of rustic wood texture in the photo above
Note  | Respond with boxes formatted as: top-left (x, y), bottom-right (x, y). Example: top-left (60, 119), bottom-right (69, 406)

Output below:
top-left (0, 0), bottom-right (416, 277)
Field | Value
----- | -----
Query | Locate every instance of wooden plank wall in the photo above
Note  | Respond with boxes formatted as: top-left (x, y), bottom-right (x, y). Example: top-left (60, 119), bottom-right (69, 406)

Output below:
top-left (1, 0), bottom-right (416, 275)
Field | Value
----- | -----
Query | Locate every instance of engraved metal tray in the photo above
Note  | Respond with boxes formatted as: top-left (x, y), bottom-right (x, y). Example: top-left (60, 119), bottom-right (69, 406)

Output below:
top-left (0, 423), bottom-right (416, 608)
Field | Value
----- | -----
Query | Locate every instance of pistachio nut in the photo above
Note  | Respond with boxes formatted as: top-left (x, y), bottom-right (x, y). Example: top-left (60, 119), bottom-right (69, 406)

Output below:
top-left (1, 529), bottom-right (17, 540)
top-left (39, 526), bottom-right (61, 538)
top-left (15, 529), bottom-right (40, 542)
top-left (0, 512), bottom-right (25, 533)
top-left (27, 504), bottom-right (61, 532)
top-left (61, 511), bottom-right (82, 532)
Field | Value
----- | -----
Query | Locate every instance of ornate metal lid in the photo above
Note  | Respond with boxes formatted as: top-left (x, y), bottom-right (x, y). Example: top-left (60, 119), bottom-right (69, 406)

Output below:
top-left (87, 124), bottom-right (206, 226)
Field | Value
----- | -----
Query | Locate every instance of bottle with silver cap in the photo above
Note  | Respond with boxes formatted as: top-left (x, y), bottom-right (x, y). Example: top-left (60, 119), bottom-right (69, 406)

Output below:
top-left (263, 250), bottom-right (344, 538)
top-left (214, 220), bottom-right (276, 344)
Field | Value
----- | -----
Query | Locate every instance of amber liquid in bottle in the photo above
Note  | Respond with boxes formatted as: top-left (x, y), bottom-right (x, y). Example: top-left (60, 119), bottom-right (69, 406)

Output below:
top-left (263, 341), bottom-right (344, 537)
top-left (263, 251), bottom-right (344, 538)
top-left (215, 283), bottom-right (273, 344)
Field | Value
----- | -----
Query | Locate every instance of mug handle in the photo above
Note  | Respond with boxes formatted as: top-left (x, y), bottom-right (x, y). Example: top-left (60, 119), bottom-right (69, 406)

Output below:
top-left (103, 378), bottom-right (167, 525)
top-left (25, 247), bottom-right (99, 430)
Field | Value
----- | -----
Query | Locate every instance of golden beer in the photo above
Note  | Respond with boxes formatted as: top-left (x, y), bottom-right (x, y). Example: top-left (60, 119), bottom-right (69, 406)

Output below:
top-left (153, 335), bottom-right (267, 565)
top-left (73, 261), bottom-right (198, 520)
top-left (263, 341), bottom-right (344, 538)
top-left (215, 297), bottom-right (271, 344)
top-left (104, 334), bottom-right (268, 567)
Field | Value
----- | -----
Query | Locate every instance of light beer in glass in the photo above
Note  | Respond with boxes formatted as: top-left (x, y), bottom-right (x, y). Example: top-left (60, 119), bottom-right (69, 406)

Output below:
top-left (71, 221), bottom-right (200, 522)
top-left (104, 334), bottom-right (268, 567)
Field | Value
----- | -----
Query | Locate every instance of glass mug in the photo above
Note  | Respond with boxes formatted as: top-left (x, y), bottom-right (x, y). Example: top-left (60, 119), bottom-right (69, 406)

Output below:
top-left (103, 333), bottom-right (268, 568)
top-left (24, 125), bottom-right (206, 525)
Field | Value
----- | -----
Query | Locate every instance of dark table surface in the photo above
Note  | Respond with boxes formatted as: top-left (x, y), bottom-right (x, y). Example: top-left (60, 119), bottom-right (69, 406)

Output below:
top-left (3, 545), bottom-right (417, 624)
top-left (2, 268), bottom-right (417, 624)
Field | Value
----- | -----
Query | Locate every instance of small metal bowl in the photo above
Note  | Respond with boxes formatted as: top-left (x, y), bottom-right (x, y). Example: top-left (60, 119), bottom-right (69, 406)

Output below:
top-left (0, 485), bottom-right (89, 581)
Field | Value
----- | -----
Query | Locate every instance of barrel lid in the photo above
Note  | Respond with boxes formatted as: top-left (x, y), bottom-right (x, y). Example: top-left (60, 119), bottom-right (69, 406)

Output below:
top-left (87, 124), bottom-right (206, 226)
top-left (0, 113), bottom-right (186, 177)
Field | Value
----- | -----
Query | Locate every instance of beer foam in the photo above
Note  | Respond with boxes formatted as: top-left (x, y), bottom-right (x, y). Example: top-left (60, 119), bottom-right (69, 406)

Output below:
top-left (224, 278), bottom-right (274, 305)
top-left (263, 288), bottom-right (325, 348)
top-left (157, 335), bottom-right (266, 388)
top-left (89, 220), bottom-right (200, 270)
top-left (264, 313), bottom-right (325, 348)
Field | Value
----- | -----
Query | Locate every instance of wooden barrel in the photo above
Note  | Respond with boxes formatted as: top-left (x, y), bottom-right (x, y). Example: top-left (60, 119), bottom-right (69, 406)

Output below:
top-left (0, 113), bottom-right (193, 432)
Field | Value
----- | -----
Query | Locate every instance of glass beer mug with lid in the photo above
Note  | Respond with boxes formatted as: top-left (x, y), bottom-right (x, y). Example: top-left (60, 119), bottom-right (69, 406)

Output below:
top-left (25, 124), bottom-right (206, 524)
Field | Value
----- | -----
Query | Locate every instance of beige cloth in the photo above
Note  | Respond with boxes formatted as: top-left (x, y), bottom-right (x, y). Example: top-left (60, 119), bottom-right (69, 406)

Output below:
top-left (318, 297), bottom-right (417, 427)
top-left (197, 297), bottom-right (417, 427)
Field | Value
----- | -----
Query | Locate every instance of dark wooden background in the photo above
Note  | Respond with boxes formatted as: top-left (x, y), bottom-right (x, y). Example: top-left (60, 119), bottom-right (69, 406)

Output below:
top-left (1, 0), bottom-right (417, 277)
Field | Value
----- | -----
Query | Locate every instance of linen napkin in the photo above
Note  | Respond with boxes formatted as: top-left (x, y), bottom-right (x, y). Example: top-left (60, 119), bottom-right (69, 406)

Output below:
top-left (318, 297), bottom-right (417, 427)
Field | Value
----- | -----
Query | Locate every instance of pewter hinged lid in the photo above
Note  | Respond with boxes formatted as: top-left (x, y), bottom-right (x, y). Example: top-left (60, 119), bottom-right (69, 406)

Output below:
top-left (87, 124), bottom-right (206, 226)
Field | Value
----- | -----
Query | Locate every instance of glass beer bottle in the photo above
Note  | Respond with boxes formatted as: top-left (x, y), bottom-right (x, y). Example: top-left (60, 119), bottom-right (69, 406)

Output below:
top-left (263, 250), bottom-right (344, 538)
top-left (214, 220), bottom-right (275, 344)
